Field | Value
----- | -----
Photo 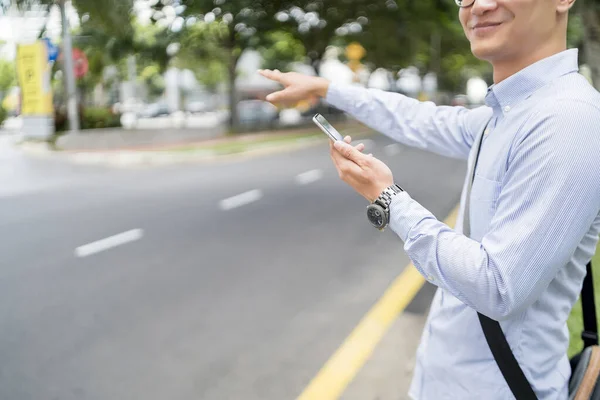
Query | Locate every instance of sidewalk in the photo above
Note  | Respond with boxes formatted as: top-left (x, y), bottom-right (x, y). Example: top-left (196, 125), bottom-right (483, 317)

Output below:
top-left (16, 121), bottom-right (373, 168)
top-left (338, 282), bottom-right (435, 400)
top-left (341, 312), bottom-right (427, 400)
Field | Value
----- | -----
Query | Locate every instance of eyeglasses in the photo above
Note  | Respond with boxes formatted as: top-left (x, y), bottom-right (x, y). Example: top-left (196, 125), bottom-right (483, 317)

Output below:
top-left (455, 0), bottom-right (476, 7)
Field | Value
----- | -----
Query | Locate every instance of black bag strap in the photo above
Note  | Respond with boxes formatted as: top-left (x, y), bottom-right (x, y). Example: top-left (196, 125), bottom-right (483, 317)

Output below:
top-left (464, 119), bottom-right (538, 399)
top-left (581, 260), bottom-right (598, 348)
top-left (478, 313), bottom-right (538, 399)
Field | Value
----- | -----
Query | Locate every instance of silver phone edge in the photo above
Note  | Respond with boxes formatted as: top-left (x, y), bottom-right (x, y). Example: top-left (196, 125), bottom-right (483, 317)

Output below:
top-left (312, 114), bottom-right (340, 142)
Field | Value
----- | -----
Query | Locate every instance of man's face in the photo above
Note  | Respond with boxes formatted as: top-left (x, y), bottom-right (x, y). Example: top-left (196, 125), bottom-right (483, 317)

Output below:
top-left (459, 0), bottom-right (559, 62)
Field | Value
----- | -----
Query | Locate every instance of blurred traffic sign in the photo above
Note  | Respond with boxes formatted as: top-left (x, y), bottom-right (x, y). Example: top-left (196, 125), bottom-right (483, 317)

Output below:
top-left (346, 42), bottom-right (366, 61)
top-left (72, 48), bottom-right (89, 79)
top-left (59, 47), bottom-right (89, 79)
top-left (345, 42), bottom-right (366, 74)
top-left (42, 38), bottom-right (59, 62)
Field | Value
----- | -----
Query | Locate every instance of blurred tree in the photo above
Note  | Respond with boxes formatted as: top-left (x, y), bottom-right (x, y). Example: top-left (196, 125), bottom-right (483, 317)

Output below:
top-left (258, 30), bottom-right (306, 72)
top-left (139, 64), bottom-right (165, 98)
top-left (5, 0), bottom-right (134, 39)
top-left (0, 59), bottom-right (15, 126)
top-left (73, 19), bottom-right (178, 108)
top-left (575, 0), bottom-right (600, 89)
top-left (413, 3), bottom-right (490, 92)
top-left (276, 0), bottom-right (407, 75)
top-left (175, 21), bottom-right (228, 92)
top-left (150, 0), bottom-right (293, 132)
top-left (0, 59), bottom-right (17, 94)
top-left (277, 0), bottom-right (488, 92)
top-left (132, 20), bottom-right (175, 74)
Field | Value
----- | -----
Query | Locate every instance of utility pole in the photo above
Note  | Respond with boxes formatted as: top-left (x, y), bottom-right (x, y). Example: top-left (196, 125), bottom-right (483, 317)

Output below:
top-left (59, 0), bottom-right (79, 132)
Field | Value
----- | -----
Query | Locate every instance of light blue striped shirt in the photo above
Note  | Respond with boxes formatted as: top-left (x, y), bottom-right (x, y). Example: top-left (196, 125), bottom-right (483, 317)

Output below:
top-left (326, 49), bottom-right (600, 399)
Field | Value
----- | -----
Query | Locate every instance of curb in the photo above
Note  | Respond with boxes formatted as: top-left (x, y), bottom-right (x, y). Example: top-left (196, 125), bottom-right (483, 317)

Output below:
top-left (17, 136), bottom-right (331, 168)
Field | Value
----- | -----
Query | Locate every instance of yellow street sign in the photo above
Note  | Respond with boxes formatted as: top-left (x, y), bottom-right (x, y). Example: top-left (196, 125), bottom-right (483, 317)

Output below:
top-left (345, 42), bottom-right (366, 62)
top-left (16, 41), bottom-right (53, 116)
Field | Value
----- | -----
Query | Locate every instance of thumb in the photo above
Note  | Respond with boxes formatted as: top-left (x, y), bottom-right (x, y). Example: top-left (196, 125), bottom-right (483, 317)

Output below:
top-left (265, 88), bottom-right (293, 103)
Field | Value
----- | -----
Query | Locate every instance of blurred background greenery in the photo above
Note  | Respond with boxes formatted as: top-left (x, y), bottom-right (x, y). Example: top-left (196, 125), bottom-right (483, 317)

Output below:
top-left (0, 0), bottom-right (597, 134)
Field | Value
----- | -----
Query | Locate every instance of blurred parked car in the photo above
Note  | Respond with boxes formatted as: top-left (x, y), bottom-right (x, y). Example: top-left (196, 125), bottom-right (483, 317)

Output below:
top-left (139, 102), bottom-right (170, 118)
top-left (185, 101), bottom-right (210, 114)
top-left (237, 100), bottom-right (279, 130)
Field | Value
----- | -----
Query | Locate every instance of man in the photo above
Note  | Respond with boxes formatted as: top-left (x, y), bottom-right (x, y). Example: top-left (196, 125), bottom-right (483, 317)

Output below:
top-left (258, 0), bottom-right (600, 397)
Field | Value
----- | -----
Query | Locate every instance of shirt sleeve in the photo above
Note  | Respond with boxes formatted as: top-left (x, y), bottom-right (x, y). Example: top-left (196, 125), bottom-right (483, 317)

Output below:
top-left (388, 101), bottom-right (600, 321)
top-left (325, 82), bottom-right (492, 160)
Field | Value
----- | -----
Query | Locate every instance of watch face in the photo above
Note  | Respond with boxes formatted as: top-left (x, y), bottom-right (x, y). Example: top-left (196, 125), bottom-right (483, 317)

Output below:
top-left (367, 204), bottom-right (387, 228)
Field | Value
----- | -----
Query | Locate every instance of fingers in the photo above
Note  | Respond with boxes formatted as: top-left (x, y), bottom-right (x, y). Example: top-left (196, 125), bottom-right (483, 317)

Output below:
top-left (258, 69), bottom-right (283, 82)
top-left (329, 138), bottom-right (363, 155)
top-left (329, 140), bottom-right (343, 169)
top-left (333, 140), bottom-right (369, 166)
top-left (265, 88), bottom-right (290, 103)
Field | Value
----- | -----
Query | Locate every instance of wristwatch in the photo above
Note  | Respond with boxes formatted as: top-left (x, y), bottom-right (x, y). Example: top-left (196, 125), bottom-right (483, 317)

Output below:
top-left (366, 184), bottom-right (404, 231)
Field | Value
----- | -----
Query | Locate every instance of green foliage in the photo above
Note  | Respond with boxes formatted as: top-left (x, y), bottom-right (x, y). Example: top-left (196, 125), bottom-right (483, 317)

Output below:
top-left (151, 0), bottom-right (286, 47)
top-left (0, 59), bottom-right (16, 93)
top-left (567, 13), bottom-right (585, 49)
top-left (174, 21), bottom-right (229, 91)
top-left (259, 30), bottom-right (306, 71)
top-left (72, 0), bottom-right (134, 40)
top-left (7, 0), bottom-right (134, 38)
top-left (80, 107), bottom-right (120, 129)
top-left (139, 64), bottom-right (165, 98)
top-left (567, 243), bottom-right (600, 358)
top-left (0, 104), bottom-right (7, 126)
top-left (55, 105), bottom-right (120, 132)
top-left (132, 21), bottom-right (174, 73)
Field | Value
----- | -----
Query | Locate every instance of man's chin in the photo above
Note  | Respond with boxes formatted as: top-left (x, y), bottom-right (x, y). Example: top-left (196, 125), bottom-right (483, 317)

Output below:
top-left (470, 43), bottom-right (498, 61)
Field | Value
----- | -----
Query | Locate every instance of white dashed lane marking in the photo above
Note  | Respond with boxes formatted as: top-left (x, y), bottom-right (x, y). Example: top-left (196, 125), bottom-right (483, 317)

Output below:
top-left (75, 229), bottom-right (144, 258)
top-left (295, 169), bottom-right (323, 185)
top-left (219, 189), bottom-right (263, 210)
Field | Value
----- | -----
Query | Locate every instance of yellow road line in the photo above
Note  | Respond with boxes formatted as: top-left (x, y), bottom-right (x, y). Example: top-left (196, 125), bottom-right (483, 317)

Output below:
top-left (297, 204), bottom-right (460, 400)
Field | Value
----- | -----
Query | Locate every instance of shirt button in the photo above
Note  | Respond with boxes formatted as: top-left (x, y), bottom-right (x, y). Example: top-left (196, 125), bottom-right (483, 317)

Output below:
top-left (503, 105), bottom-right (511, 112)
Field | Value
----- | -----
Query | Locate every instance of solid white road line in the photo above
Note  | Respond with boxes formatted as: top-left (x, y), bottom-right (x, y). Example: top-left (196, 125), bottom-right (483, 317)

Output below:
top-left (295, 169), bottom-right (323, 185)
top-left (384, 143), bottom-right (403, 156)
top-left (75, 229), bottom-right (144, 258)
top-left (219, 189), bottom-right (263, 210)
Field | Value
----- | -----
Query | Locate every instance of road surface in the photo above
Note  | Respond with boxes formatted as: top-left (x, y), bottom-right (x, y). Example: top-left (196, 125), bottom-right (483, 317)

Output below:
top-left (0, 132), bottom-right (466, 400)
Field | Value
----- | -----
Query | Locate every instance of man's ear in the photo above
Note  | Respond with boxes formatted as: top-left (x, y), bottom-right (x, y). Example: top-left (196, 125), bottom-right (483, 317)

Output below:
top-left (557, 0), bottom-right (576, 14)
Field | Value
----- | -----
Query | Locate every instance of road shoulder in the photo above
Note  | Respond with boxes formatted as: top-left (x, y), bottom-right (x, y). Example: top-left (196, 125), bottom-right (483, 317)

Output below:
top-left (340, 310), bottom-right (428, 400)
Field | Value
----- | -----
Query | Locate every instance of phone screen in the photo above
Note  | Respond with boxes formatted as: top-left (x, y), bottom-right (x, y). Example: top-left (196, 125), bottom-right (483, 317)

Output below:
top-left (314, 114), bottom-right (344, 141)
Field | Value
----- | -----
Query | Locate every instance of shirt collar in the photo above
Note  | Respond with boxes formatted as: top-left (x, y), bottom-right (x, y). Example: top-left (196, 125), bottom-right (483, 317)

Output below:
top-left (484, 48), bottom-right (579, 115)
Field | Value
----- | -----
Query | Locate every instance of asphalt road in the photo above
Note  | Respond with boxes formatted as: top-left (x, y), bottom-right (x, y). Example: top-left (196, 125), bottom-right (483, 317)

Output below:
top-left (0, 132), bottom-right (466, 400)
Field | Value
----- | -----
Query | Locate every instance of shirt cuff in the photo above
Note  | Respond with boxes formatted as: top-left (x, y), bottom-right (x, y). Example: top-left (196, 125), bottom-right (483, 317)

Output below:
top-left (388, 190), bottom-right (433, 242)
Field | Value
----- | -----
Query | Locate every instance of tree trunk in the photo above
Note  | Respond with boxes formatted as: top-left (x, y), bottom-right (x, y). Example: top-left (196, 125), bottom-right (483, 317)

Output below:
top-left (310, 55), bottom-right (323, 77)
top-left (582, 6), bottom-right (600, 90)
top-left (227, 55), bottom-right (238, 133)
top-left (226, 27), bottom-right (239, 133)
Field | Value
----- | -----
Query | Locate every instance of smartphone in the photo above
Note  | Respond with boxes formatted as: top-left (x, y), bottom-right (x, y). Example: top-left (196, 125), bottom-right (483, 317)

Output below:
top-left (313, 113), bottom-right (344, 142)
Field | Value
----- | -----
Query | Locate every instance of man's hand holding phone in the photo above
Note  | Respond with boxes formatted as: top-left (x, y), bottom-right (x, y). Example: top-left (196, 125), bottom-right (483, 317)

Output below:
top-left (314, 114), bottom-right (394, 203)
top-left (329, 136), bottom-right (394, 203)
